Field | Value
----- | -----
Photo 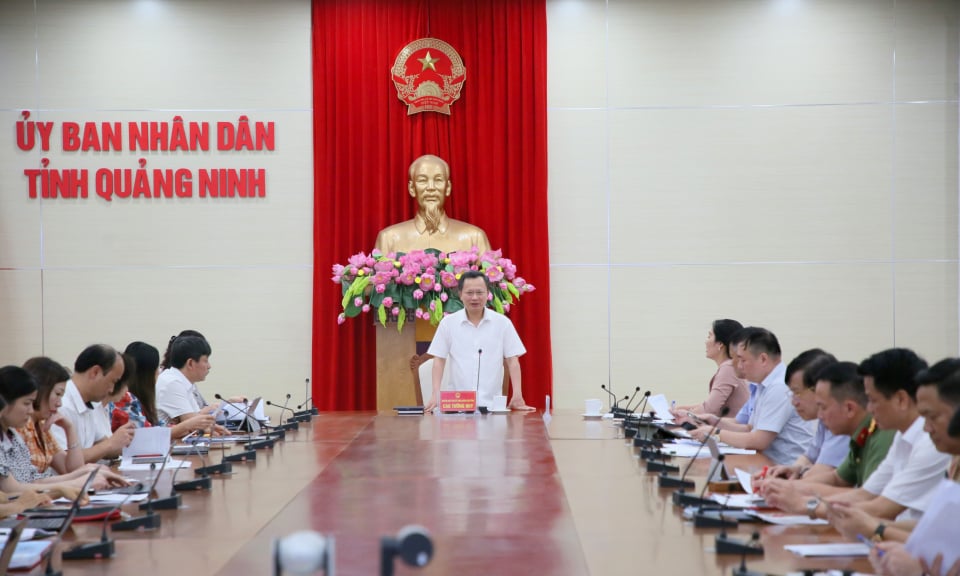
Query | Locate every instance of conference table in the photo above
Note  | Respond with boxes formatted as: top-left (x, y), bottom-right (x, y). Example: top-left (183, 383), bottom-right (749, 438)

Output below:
top-left (51, 411), bottom-right (872, 576)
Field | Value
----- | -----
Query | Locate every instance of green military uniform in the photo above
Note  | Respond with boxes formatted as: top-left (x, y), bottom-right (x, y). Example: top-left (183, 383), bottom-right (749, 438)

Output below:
top-left (835, 415), bottom-right (895, 487)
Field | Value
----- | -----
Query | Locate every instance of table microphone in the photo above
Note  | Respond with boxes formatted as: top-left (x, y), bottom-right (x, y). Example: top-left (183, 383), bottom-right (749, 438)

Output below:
top-left (294, 377), bottom-right (318, 416)
top-left (600, 384), bottom-right (618, 414)
top-left (475, 349), bottom-right (487, 414)
top-left (634, 390), bottom-right (652, 420)
top-left (62, 483), bottom-right (144, 560)
top-left (693, 456), bottom-right (738, 529)
top-left (623, 387), bottom-right (641, 413)
top-left (266, 396), bottom-right (301, 430)
top-left (646, 449), bottom-right (679, 474)
top-left (116, 449), bottom-right (176, 528)
top-left (171, 442), bottom-right (213, 492)
top-left (661, 406), bottom-right (730, 491)
top-left (215, 394), bottom-right (273, 452)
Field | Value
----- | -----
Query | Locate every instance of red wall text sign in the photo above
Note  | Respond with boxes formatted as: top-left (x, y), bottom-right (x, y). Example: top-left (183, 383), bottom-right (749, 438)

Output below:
top-left (15, 112), bottom-right (275, 201)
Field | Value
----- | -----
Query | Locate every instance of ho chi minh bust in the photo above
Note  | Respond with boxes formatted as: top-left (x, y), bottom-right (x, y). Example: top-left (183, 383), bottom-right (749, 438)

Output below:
top-left (374, 155), bottom-right (491, 255)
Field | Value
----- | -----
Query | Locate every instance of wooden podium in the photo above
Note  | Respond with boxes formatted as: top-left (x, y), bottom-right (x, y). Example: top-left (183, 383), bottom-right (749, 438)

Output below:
top-left (375, 317), bottom-right (437, 411)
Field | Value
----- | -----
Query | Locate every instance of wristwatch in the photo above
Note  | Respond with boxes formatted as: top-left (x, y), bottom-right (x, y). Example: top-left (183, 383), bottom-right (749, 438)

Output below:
top-left (806, 497), bottom-right (821, 520)
top-left (872, 522), bottom-right (886, 542)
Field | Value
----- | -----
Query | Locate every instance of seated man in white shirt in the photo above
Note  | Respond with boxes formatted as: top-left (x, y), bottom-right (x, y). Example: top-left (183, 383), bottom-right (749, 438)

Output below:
top-left (827, 357), bottom-right (960, 547)
top-left (691, 328), bottom-right (815, 465)
top-left (765, 348), bottom-right (951, 522)
top-left (50, 344), bottom-right (137, 464)
top-left (423, 270), bottom-right (535, 413)
top-left (156, 336), bottom-right (226, 432)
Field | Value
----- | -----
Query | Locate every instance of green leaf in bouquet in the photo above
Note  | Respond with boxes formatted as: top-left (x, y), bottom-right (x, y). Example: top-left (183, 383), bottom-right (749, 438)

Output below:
top-left (445, 298), bottom-right (463, 314)
top-left (370, 289), bottom-right (385, 308)
top-left (378, 304), bottom-right (387, 327)
top-left (397, 307), bottom-right (406, 332)
top-left (402, 287), bottom-right (416, 310)
top-left (507, 282), bottom-right (520, 299)
top-left (493, 296), bottom-right (504, 314)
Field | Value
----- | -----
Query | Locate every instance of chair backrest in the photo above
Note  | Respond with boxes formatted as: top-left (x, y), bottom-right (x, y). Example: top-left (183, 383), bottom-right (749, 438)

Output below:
top-left (417, 359), bottom-right (451, 406)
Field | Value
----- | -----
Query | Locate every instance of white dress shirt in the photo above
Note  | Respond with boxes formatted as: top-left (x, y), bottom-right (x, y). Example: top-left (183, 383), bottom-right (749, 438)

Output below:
top-left (427, 308), bottom-right (526, 408)
top-left (862, 416), bottom-right (951, 520)
top-left (156, 367), bottom-right (201, 422)
top-left (49, 379), bottom-right (109, 450)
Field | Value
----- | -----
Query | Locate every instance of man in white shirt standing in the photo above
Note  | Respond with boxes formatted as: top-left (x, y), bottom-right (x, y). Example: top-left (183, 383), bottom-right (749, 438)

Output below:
top-left (691, 328), bottom-right (814, 465)
top-left (51, 344), bottom-right (136, 463)
top-left (156, 336), bottom-right (222, 426)
top-left (424, 270), bottom-right (535, 413)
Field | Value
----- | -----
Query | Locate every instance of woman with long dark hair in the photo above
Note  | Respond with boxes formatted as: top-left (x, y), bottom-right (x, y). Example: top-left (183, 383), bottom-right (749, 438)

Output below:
top-left (19, 357), bottom-right (86, 475)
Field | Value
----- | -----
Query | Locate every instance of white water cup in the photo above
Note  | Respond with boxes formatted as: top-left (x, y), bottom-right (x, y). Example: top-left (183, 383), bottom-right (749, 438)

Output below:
top-left (584, 398), bottom-right (603, 415)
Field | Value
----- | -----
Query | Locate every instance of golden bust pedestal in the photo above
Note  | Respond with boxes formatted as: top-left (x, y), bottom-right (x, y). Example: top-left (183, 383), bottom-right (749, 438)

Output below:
top-left (375, 317), bottom-right (437, 411)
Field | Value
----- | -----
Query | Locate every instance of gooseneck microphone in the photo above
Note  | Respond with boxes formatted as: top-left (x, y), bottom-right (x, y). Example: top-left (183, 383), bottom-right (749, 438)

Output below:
top-left (63, 482), bottom-right (145, 559)
top-left (692, 455), bottom-right (738, 529)
top-left (295, 377), bottom-right (317, 416)
top-left (172, 437), bottom-right (214, 492)
top-left (266, 396), bottom-right (302, 430)
top-left (623, 387), bottom-right (641, 413)
top-left (116, 451), bottom-right (172, 529)
top-left (660, 406), bottom-right (730, 491)
top-left (215, 394), bottom-right (273, 451)
top-left (635, 391), bottom-right (652, 420)
top-left (600, 384), bottom-right (618, 413)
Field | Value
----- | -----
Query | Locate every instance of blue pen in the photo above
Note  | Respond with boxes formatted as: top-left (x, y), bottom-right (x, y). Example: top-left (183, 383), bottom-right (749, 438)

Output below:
top-left (856, 534), bottom-right (884, 557)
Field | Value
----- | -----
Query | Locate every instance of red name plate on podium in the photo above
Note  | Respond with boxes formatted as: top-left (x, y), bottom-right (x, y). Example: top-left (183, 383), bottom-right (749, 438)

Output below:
top-left (440, 390), bottom-right (476, 413)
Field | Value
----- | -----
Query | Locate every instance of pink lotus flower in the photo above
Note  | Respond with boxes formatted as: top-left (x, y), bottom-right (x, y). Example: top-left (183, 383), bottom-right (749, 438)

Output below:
top-left (413, 289), bottom-right (424, 300)
top-left (382, 297), bottom-right (393, 307)
top-left (440, 271), bottom-right (458, 288)
top-left (362, 304), bottom-right (370, 313)
top-left (353, 297), bottom-right (363, 307)
top-left (503, 303), bottom-right (511, 313)
top-left (337, 313), bottom-right (346, 325)
top-left (524, 284), bottom-right (536, 292)
top-left (434, 284), bottom-right (442, 292)
top-left (499, 282), bottom-right (508, 290)
top-left (375, 284), bottom-right (386, 293)
top-left (485, 266), bottom-right (504, 282)
top-left (429, 300), bottom-right (436, 311)
top-left (439, 292), bottom-right (448, 302)
top-left (419, 274), bottom-right (435, 290)
top-left (391, 306), bottom-right (400, 316)
top-left (513, 277), bottom-right (527, 289)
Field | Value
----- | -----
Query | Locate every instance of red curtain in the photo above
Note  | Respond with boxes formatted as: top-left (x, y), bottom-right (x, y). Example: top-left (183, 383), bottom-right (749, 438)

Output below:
top-left (311, 0), bottom-right (551, 410)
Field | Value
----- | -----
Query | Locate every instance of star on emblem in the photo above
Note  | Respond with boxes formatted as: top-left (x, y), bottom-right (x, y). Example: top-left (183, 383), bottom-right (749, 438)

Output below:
top-left (418, 51), bottom-right (440, 71)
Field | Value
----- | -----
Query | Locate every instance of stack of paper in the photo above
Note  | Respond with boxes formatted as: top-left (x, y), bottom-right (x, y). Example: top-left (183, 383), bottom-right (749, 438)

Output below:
top-left (784, 543), bottom-right (870, 557)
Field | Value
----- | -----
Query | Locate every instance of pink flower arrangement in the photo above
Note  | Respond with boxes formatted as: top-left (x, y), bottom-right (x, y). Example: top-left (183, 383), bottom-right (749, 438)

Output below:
top-left (333, 246), bottom-right (535, 330)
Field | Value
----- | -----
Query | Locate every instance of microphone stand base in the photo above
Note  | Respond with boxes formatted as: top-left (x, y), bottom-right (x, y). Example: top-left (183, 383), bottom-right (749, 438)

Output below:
top-left (224, 450), bottom-right (256, 463)
top-left (633, 437), bottom-right (663, 449)
top-left (63, 539), bottom-right (115, 560)
top-left (112, 512), bottom-right (162, 531)
top-left (142, 493), bottom-right (181, 510)
top-left (715, 534), bottom-right (764, 556)
top-left (639, 449), bottom-right (671, 461)
top-left (646, 461), bottom-right (680, 474)
top-left (673, 491), bottom-right (716, 507)
top-left (195, 461), bottom-right (233, 476)
top-left (264, 429), bottom-right (287, 440)
top-left (245, 438), bottom-right (275, 450)
top-left (291, 414), bottom-right (312, 423)
top-left (694, 512), bottom-right (738, 529)
top-left (173, 476), bottom-right (213, 491)
top-left (730, 566), bottom-right (766, 576)
top-left (278, 421), bottom-right (299, 432)
top-left (658, 475), bottom-right (695, 490)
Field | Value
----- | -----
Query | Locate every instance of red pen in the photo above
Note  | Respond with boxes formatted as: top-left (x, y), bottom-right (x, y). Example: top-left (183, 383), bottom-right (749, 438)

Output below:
top-left (755, 466), bottom-right (768, 493)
